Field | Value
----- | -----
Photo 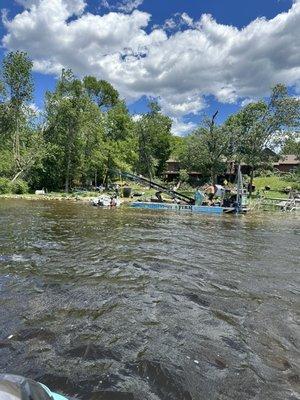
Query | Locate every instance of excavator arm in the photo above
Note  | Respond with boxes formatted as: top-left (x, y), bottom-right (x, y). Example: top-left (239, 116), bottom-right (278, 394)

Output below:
top-left (118, 171), bottom-right (195, 204)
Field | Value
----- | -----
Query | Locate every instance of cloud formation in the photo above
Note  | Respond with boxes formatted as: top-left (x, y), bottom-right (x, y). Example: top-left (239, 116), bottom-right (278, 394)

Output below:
top-left (100, 0), bottom-right (144, 13)
top-left (154, 12), bottom-right (196, 32)
top-left (171, 118), bottom-right (198, 137)
top-left (2, 0), bottom-right (300, 134)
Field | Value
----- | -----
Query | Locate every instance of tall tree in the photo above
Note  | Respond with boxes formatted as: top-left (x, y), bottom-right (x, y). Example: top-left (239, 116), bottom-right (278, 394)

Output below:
top-left (1, 51), bottom-right (34, 176)
top-left (102, 100), bottom-right (136, 186)
top-left (136, 101), bottom-right (172, 179)
top-left (169, 135), bottom-right (186, 160)
top-left (80, 105), bottom-right (106, 187)
top-left (180, 112), bottom-right (231, 184)
top-left (281, 135), bottom-right (300, 160)
top-left (225, 84), bottom-right (300, 194)
top-left (44, 69), bottom-right (91, 191)
top-left (83, 75), bottom-right (137, 186)
top-left (83, 76), bottom-right (119, 109)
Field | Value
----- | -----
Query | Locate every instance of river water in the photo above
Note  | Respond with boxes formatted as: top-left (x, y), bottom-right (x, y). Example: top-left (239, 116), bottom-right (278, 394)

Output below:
top-left (0, 199), bottom-right (299, 400)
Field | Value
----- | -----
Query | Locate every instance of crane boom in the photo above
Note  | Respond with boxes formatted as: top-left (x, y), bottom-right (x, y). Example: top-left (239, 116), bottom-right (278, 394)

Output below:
top-left (118, 171), bottom-right (195, 204)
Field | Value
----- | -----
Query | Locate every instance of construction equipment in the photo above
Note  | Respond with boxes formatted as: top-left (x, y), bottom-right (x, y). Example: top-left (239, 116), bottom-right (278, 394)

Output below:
top-left (116, 171), bottom-right (195, 204)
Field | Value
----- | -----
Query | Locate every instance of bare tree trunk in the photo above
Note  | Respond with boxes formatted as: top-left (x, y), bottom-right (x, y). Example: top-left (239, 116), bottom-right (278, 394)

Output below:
top-left (139, 129), bottom-right (152, 184)
top-left (11, 138), bottom-right (42, 183)
top-left (209, 111), bottom-right (219, 185)
top-left (13, 133), bottom-right (21, 168)
top-left (13, 113), bottom-right (21, 170)
top-left (65, 124), bottom-right (76, 193)
top-left (104, 172), bottom-right (108, 189)
top-left (11, 169), bottom-right (24, 182)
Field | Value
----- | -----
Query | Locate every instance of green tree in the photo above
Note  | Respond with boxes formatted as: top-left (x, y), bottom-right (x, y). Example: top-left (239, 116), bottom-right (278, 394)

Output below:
top-left (80, 106), bottom-right (106, 187)
top-left (281, 135), bottom-right (300, 159)
top-left (41, 71), bottom-right (135, 191)
top-left (1, 51), bottom-right (35, 178)
top-left (102, 100), bottom-right (137, 186)
top-left (136, 101), bottom-right (172, 179)
top-left (180, 112), bottom-right (230, 184)
top-left (83, 76), bottom-right (137, 186)
top-left (225, 84), bottom-right (300, 194)
top-left (179, 168), bottom-right (189, 183)
top-left (44, 69), bottom-right (92, 191)
top-left (83, 76), bottom-right (119, 109)
top-left (169, 135), bottom-right (186, 160)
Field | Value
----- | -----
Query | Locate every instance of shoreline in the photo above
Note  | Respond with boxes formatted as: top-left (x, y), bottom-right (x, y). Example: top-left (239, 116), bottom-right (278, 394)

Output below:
top-left (0, 193), bottom-right (136, 204)
top-left (0, 193), bottom-right (294, 213)
top-left (1, 195), bottom-right (299, 215)
top-left (0, 193), bottom-right (99, 203)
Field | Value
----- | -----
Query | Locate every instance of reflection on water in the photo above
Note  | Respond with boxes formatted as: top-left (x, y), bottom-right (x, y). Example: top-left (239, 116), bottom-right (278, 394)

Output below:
top-left (0, 199), bottom-right (299, 400)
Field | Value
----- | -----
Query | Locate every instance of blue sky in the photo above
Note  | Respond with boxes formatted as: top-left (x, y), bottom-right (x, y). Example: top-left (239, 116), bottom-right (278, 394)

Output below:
top-left (0, 0), bottom-right (298, 134)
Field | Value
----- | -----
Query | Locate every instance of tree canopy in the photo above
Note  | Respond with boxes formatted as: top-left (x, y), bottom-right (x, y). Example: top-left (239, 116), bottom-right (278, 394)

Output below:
top-left (135, 101), bottom-right (172, 179)
top-left (0, 51), bottom-right (299, 194)
top-left (224, 85), bottom-right (300, 192)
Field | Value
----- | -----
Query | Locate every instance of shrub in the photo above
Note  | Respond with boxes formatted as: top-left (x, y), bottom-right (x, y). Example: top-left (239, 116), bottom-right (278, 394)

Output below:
top-left (291, 182), bottom-right (300, 191)
top-left (0, 177), bottom-right (12, 194)
top-left (10, 179), bottom-right (29, 194)
top-left (179, 169), bottom-right (189, 183)
top-left (254, 169), bottom-right (274, 177)
top-left (283, 171), bottom-right (300, 183)
top-left (179, 182), bottom-right (194, 191)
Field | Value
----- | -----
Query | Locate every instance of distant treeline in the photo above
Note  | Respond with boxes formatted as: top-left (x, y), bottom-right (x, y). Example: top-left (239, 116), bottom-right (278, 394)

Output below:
top-left (0, 51), bottom-right (299, 194)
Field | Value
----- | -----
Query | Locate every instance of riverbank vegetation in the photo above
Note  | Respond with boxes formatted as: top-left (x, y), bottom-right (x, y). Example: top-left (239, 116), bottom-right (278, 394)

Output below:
top-left (253, 174), bottom-right (300, 199)
top-left (0, 51), bottom-right (299, 196)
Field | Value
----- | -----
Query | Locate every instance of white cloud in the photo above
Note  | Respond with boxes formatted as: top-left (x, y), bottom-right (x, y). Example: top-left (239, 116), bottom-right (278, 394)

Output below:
top-left (100, 0), bottom-right (144, 13)
top-left (132, 113), bottom-right (142, 121)
top-left (171, 118), bottom-right (197, 137)
top-left (240, 98), bottom-right (257, 107)
top-left (2, 0), bottom-right (300, 135)
top-left (159, 92), bottom-right (206, 118)
top-left (16, 0), bottom-right (86, 15)
top-left (156, 12), bottom-right (195, 32)
top-left (117, 0), bottom-right (144, 13)
top-left (99, 0), bottom-right (110, 9)
top-left (181, 12), bottom-right (194, 27)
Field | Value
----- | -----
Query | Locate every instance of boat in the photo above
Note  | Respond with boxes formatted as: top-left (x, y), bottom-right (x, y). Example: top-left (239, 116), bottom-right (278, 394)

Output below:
top-left (131, 202), bottom-right (237, 214)
top-left (0, 374), bottom-right (68, 400)
top-left (91, 195), bottom-right (121, 207)
top-left (130, 165), bottom-right (249, 215)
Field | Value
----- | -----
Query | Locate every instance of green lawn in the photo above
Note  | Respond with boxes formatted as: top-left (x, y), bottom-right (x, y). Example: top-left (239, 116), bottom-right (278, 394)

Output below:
top-left (253, 176), bottom-right (296, 199)
top-left (1, 176), bottom-right (297, 202)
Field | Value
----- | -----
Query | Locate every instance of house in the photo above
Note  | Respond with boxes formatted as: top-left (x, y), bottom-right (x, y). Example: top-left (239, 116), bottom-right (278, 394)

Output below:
top-left (240, 154), bottom-right (299, 174)
top-left (163, 159), bottom-right (233, 183)
top-left (274, 154), bottom-right (299, 173)
top-left (163, 153), bottom-right (299, 184)
top-left (163, 159), bottom-right (180, 181)
top-left (163, 159), bottom-right (203, 182)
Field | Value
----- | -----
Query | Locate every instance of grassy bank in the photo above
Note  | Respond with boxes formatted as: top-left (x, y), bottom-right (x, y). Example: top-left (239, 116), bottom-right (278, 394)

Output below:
top-left (0, 192), bottom-right (94, 202)
top-left (253, 176), bottom-right (298, 199)
top-left (1, 176), bottom-right (298, 204)
top-left (0, 184), bottom-right (158, 203)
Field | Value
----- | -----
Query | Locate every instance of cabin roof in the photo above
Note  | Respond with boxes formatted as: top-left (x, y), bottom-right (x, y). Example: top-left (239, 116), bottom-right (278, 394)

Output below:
top-left (275, 154), bottom-right (299, 165)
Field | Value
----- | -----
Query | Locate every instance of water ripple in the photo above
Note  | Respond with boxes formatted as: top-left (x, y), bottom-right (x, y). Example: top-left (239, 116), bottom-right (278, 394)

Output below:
top-left (0, 199), bottom-right (299, 400)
